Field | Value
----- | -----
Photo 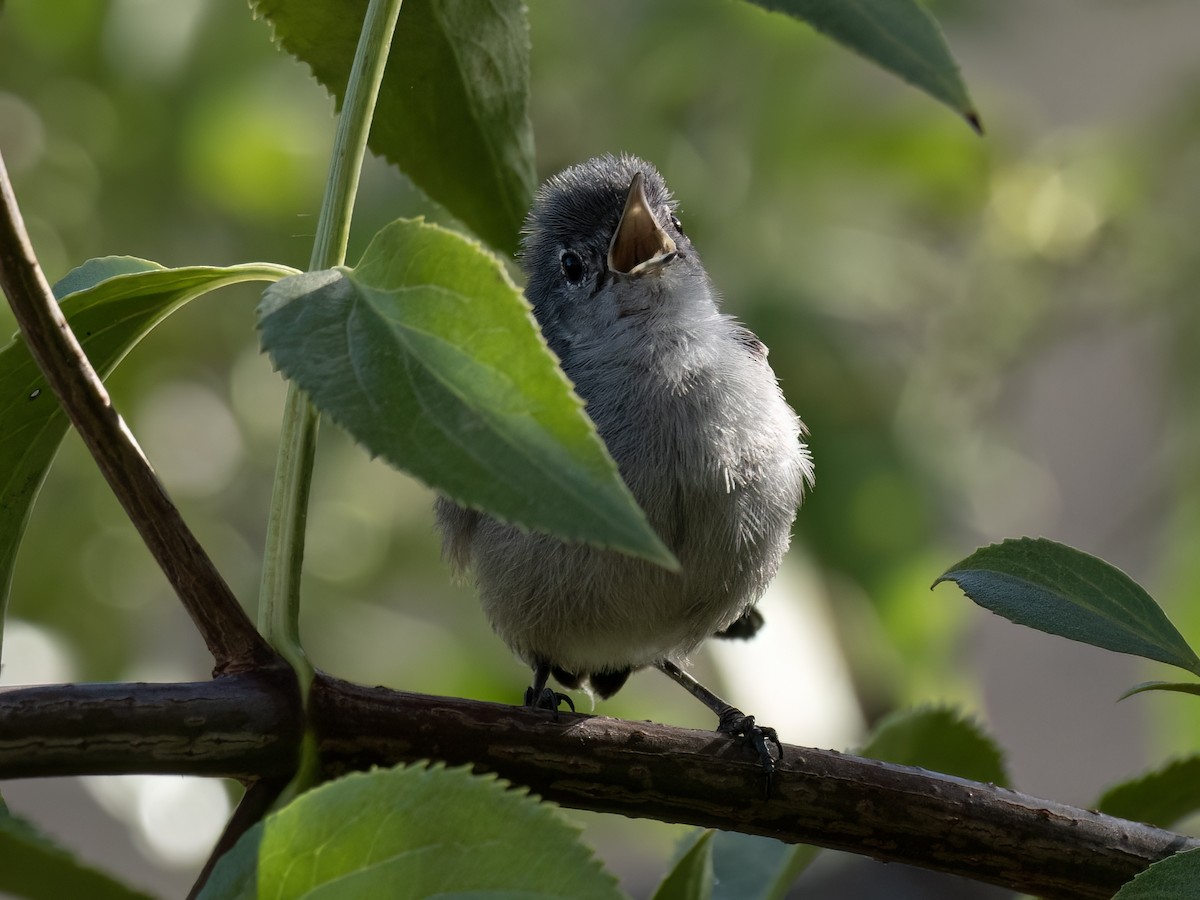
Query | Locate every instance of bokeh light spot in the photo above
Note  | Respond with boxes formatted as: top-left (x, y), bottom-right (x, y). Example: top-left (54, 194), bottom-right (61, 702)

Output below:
top-left (135, 381), bottom-right (245, 498)
top-left (0, 92), bottom-right (47, 172)
top-left (183, 76), bottom-right (330, 222)
top-left (0, 619), bottom-right (77, 686)
top-left (102, 0), bottom-right (208, 82)
top-left (83, 775), bottom-right (232, 868)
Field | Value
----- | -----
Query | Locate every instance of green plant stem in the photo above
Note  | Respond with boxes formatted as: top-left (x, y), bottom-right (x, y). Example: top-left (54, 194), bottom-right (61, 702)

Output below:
top-left (258, 0), bottom-right (405, 796)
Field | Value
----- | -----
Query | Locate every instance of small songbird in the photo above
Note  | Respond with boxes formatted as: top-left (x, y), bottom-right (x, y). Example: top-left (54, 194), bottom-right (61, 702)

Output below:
top-left (436, 154), bottom-right (812, 773)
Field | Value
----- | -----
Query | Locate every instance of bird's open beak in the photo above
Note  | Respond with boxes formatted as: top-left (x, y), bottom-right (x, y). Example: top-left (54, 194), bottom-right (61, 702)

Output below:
top-left (607, 172), bottom-right (678, 276)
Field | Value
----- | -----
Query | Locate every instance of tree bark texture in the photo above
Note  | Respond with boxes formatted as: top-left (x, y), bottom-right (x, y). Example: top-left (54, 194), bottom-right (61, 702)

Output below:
top-left (1, 673), bottom-right (1193, 899)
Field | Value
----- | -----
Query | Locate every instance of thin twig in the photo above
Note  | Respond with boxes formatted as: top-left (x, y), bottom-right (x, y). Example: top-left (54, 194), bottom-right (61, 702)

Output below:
top-left (0, 676), bottom-right (1192, 899)
top-left (0, 152), bottom-right (277, 675)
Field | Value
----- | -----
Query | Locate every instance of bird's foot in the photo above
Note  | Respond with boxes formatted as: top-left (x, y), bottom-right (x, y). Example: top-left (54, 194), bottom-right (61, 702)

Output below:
top-left (523, 685), bottom-right (576, 719)
top-left (717, 707), bottom-right (782, 786)
top-left (655, 660), bottom-right (782, 793)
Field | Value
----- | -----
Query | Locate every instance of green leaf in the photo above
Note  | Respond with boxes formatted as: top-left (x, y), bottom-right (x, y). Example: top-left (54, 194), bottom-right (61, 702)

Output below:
top-left (1113, 848), bottom-right (1200, 899)
top-left (700, 831), bottom-right (817, 900)
top-left (258, 218), bottom-right (676, 568)
top-left (1120, 681), bottom-right (1200, 700)
top-left (0, 257), bottom-right (297, 656)
top-left (0, 805), bottom-right (154, 900)
top-left (1098, 756), bottom-right (1200, 829)
top-left (934, 538), bottom-right (1200, 679)
top-left (200, 763), bottom-right (626, 900)
top-left (858, 705), bottom-right (1009, 787)
top-left (252, 0), bottom-right (535, 255)
top-left (746, 0), bottom-right (980, 131)
top-left (653, 830), bottom-right (713, 900)
top-left (668, 830), bottom-right (816, 900)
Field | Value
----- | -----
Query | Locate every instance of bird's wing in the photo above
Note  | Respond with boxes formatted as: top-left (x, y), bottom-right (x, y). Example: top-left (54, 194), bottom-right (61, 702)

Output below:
top-left (713, 606), bottom-right (765, 640)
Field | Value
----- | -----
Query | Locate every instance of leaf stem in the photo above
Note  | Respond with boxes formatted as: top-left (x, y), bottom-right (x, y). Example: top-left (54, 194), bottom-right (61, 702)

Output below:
top-left (258, 0), bottom-right (405, 793)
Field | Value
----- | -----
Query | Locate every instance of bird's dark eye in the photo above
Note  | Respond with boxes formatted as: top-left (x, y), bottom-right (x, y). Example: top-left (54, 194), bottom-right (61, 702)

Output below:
top-left (670, 214), bottom-right (686, 237)
top-left (560, 250), bottom-right (585, 284)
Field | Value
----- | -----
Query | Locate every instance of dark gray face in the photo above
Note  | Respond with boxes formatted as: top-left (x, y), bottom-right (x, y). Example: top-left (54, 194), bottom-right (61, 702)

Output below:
top-left (520, 154), bottom-right (696, 357)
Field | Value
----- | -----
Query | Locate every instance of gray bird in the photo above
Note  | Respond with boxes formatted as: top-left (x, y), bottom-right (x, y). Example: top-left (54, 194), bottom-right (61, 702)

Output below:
top-left (436, 154), bottom-right (813, 773)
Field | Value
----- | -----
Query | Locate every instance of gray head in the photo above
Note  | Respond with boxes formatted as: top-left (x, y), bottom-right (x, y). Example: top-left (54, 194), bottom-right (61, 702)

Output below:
top-left (520, 154), bottom-right (712, 360)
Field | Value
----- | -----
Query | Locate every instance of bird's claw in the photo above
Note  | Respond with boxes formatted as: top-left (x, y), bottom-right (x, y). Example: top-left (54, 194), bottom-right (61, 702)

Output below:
top-left (524, 685), bottom-right (575, 719)
top-left (718, 708), bottom-right (782, 789)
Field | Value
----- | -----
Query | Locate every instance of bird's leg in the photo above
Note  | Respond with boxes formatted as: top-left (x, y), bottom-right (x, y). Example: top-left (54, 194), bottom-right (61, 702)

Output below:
top-left (523, 661), bottom-right (576, 717)
top-left (656, 659), bottom-right (782, 782)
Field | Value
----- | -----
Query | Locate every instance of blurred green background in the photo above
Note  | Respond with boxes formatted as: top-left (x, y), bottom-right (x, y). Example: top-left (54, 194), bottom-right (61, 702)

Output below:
top-left (2, 1), bottom-right (1200, 897)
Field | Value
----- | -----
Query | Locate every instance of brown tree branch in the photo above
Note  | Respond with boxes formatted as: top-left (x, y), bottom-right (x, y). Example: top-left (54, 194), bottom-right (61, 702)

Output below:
top-left (1, 675), bottom-right (1193, 899)
top-left (0, 151), bottom-right (276, 675)
top-left (0, 672), bottom-right (300, 779)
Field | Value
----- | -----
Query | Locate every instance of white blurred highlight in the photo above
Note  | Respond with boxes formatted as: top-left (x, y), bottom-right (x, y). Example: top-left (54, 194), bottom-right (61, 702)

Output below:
top-left (136, 381), bottom-right (245, 498)
top-left (708, 554), bottom-right (865, 750)
top-left (82, 775), bottom-right (231, 868)
top-left (0, 619), bottom-right (77, 685)
top-left (103, 0), bottom-right (208, 81)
